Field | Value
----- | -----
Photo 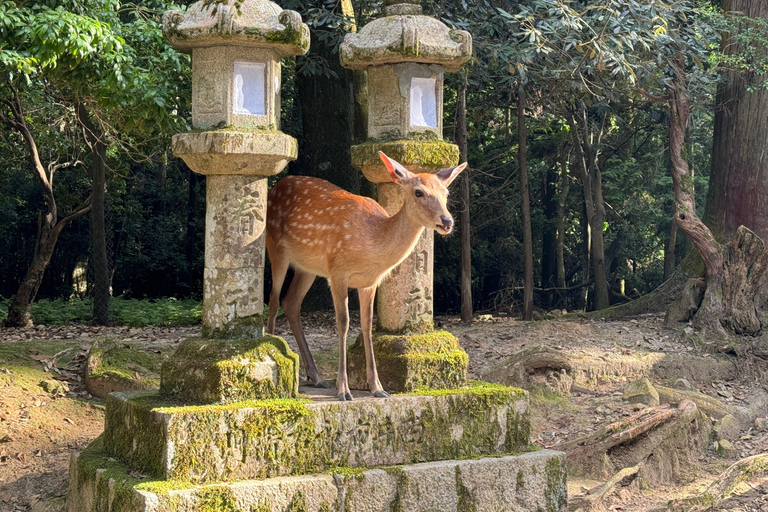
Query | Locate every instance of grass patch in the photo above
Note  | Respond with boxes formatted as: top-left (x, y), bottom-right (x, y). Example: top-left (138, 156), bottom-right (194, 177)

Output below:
top-left (0, 297), bottom-right (202, 327)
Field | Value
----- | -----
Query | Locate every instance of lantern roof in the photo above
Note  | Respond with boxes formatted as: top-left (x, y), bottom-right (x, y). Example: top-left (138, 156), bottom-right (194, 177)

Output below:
top-left (163, 0), bottom-right (310, 57)
top-left (340, 1), bottom-right (471, 72)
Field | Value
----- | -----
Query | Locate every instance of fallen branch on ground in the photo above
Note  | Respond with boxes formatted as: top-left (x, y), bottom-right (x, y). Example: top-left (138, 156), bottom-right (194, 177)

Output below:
top-left (569, 463), bottom-right (642, 511)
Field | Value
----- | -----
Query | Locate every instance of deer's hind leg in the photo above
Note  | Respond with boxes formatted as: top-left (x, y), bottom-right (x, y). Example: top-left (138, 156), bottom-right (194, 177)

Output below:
top-left (282, 269), bottom-right (328, 388)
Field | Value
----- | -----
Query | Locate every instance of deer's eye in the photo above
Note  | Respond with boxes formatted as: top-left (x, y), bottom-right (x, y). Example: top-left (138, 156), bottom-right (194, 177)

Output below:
top-left (415, 190), bottom-right (424, 198)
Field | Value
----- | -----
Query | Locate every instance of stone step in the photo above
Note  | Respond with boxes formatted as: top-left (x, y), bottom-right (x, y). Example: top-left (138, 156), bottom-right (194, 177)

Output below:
top-left (68, 435), bottom-right (567, 512)
top-left (103, 382), bottom-right (530, 484)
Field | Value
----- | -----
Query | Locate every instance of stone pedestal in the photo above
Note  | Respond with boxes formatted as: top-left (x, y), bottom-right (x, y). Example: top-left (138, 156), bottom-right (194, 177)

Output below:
top-left (67, 383), bottom-right (569, 512)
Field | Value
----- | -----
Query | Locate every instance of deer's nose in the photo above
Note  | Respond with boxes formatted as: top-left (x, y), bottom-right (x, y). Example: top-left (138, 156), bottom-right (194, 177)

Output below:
top-left (440, 216), bottom-right (453, 231)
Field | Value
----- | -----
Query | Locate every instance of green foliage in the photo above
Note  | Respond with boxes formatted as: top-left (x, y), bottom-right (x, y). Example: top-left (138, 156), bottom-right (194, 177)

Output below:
top-left (0, 297), bottom-right (201, 326)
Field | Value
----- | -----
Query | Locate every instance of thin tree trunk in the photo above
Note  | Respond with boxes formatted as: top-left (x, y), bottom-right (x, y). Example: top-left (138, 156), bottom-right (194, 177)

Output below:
top-left (541, 163), bottom-right (558, 306)
top-left (457, 73), bottom-right (472, 322)
top-left (78, 103), bottom-right (110, 325)
top-left (664, 206), bottom-right (678, 281)
top-left (518, 86), bottom-right (534, 320)
top-left (0, 86), bottom-right (90, 327)
top-left (556, 149), bottom-right (571, 290)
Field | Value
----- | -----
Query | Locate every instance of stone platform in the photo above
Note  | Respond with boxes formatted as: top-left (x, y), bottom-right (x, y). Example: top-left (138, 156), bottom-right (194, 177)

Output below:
top-left (104, 383), bottom-right (530, 483)
top-left (69, 383), bottom-right (567, 511)
top-left (69, 437), bottom-right (566, 512)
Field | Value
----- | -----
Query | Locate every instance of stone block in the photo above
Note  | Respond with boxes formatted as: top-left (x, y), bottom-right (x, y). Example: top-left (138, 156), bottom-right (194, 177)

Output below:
top-left (714, 413), bottom-right (741, 442)
top-left (623, 377), bottom-right (660, 407)
top-left (347, 330), bottom-right (468, 393)
top-left (172, 130), bottom-right (298, 176)
top-left (85, 340), bottom-right (161, 399)
top-left (159, 335), bottom-right (299, 404)
top-left (68, 437), bottom-right (566, 512)
top-left (103, 383), bottom-right (528, 483)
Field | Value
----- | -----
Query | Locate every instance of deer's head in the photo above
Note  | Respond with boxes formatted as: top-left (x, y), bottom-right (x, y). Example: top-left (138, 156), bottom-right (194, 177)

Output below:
top-left (379, 152), bottom-right (467, 235)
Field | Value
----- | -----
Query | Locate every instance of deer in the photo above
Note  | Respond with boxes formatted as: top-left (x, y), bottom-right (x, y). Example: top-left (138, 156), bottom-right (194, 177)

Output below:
top-left (265, 152), bottom-right (466, 401)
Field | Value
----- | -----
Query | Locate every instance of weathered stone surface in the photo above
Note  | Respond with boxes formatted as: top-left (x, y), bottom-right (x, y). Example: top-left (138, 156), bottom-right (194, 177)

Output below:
top-left (104, 383), bottom-right (528, 483)
top-left (340, 6), bottom-right (471, 72)
top-left (159, 335), bottom-right (299, 404)
top-left (201, 176), bottom-right (267, 338)
top-left (623, 378), bottom-right (660, 407)
top-left (163, 0), bottom-right (310, 57)
top-left (68, 439), bottom-right (566, 512)
top-left (351, 138), bottom-right (459, 184)
top-left (347, 331), bottom-right (468, 392)
top-left (172, 131), bottom-right (297, 176)
top-left (85, 340), bottom-right (161, 399)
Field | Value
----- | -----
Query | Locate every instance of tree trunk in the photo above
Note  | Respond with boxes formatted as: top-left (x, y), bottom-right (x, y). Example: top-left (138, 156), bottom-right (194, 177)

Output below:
top-left (666, 64), bottom-right (768, 336)
top-left (5, 221), bottom-right (61, 327)
top-left (556, 149), bottom-right (571, 290)
top-left (664, 206), bottom-right (678, 281)
top-left (704, 0), bottom-right (768, 242)
top-left (1, 86), bottom-right (90, 327)
top-left (78, 103), bottom-right (110, 325)
top-left (569, 107), bottom-right (610, 310)
top-left (541, 163), bottom-right (558, 307)
top-left (457, 73), bottom-right (473, 322)
top-left (518, 86), bottom-right (534, 320)
top-left (295, 27), bottom-right (357, 193)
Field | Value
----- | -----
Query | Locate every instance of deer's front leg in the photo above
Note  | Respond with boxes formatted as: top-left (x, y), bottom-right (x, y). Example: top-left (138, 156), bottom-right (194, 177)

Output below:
top-left (359, 285), bottom-right (389, 398)
top-left (329, 278), bottom-right (353, 401)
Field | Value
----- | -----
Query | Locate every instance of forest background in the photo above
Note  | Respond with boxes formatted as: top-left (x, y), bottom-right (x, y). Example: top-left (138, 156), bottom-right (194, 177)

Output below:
top-left (1, 0), bottom-right (766, 332)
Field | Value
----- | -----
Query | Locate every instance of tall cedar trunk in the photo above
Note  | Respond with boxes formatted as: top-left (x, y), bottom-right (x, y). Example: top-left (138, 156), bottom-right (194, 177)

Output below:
top-left (664, 207), bottom-right (678, 281)
top-left (295, 29), bottom-right (357, 193)
top-left (1, 89), bottom-right (90, 326)
top-left (569, 107), bottom-right (610, 310)
top-left (556, 149), bottom-right (571, 290)
top-left (78, 104), bottom-right (110, 325)
top-left (578, 200), bottom-right (590, 311)
top-left (457, 74), bottom-right (473, 322)
top-left (518, 87), bottom-right (534, 320)
top-left (667, 61), bottom-right (767, 336)
top-left (704, 0), bottom-right (768, 242)
top-left (541, 163), bottom-right (558, 306)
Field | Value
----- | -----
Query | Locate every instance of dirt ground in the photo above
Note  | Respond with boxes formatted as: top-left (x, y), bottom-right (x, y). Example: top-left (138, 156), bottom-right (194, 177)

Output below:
top-left (1, 314), bottom-right (767, 512)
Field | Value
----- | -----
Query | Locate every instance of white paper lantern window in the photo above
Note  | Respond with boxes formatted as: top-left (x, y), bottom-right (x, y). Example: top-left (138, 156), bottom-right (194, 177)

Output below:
top-left (233, 61), bottom-right (266, 115)
top-left (410, 77), bottom-right (437, 127)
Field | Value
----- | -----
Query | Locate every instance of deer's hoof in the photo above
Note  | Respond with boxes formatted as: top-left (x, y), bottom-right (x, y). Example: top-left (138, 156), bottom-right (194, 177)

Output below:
top-left (337, 392), bottom-right (354, 401)
top-left (373, 390), bottom-right (390, 398)
top-left (315, 380), bottom-right (331, 389)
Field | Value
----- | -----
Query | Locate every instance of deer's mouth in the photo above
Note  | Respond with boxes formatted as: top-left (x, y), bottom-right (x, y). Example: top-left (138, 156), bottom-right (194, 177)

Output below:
top-left (437, 223), bottom-right (452, 234)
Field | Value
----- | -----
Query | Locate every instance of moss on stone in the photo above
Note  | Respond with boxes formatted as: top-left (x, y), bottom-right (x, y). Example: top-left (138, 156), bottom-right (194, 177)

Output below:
top-left (347, 331), bottom-right (469, 392)
top-left (160, 335), bottom-right (299, 403)
top-left (351, 138), bottom-right (459, 170)
top-left (86, 340), bottom-right (162, 395)
top-left (544, 457), bottom-right (568, 512)
top-left (455, 466), bottom-right (477, 512)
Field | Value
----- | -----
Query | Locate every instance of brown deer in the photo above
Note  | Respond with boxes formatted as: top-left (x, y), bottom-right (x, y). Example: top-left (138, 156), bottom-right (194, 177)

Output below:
top-left (265, 152), bottom-right (466, 401)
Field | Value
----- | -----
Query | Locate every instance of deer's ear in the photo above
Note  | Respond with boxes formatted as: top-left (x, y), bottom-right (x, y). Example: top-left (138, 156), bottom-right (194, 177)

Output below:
top-left (379, 152), bottom-right (412, 184)
top-left (436, 162), bottom-right (467, 187)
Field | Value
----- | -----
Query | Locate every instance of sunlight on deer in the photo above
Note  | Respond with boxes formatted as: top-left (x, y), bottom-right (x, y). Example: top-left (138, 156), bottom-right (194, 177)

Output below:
top-left (265, 152), bottom-right (466, 401)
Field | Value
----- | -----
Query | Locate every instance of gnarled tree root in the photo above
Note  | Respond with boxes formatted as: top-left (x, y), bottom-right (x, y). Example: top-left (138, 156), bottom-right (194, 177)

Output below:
top-left (559, 400), bottom-right (709, 484)
top-left (655, 453), bottom-right (768, 512)
top-left (569, 463), bottom-right (642, 512)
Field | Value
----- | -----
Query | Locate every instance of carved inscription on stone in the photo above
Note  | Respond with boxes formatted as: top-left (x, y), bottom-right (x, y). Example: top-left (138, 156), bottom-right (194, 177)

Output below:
top-left (236, 181), bottom-right (266, 247)
top-left (196, 71), bottom-right (222, 114)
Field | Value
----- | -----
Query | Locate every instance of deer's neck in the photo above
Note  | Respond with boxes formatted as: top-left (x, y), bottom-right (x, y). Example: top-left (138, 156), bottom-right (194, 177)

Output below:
top-left (376, 205), bottom-right (425, 274)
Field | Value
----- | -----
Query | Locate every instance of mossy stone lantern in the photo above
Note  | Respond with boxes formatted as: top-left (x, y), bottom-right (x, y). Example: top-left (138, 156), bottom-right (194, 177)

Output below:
top-left (340, 0), bottom-right (471, 334)
top-left (163, 0), bottom-right (309, 339)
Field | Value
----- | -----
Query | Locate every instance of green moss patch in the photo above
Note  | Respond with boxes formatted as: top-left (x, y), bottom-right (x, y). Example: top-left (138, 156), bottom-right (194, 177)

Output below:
top-left (85, 339), bottom-right (162, 398)
top-left (160, 335), bottom-right (299, 404)
top-left (351, 138), bottom-right (459, 169)
top-left (347, 330), bottom-right (469, 392)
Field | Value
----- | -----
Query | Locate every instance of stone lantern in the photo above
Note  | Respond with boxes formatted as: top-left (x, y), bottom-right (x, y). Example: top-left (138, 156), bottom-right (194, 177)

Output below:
top-left (340, 0), bottom-right (471, 333)
top-left (163, 0), bottom-right (309, 339)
